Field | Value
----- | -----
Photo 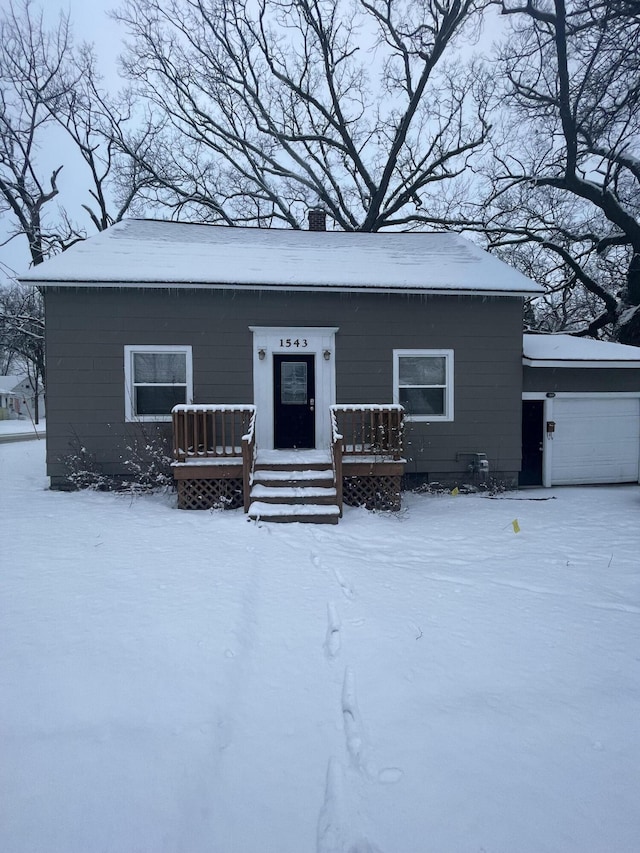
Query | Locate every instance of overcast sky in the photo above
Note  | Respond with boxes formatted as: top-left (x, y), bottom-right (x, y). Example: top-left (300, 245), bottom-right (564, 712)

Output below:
top-left (60, 0), bottom-right (124, 85)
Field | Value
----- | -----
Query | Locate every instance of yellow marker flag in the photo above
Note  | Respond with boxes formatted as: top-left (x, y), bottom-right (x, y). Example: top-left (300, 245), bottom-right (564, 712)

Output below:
top-left (512, 518), bottom-right (521, 534)
top-left (451, 486), bottom-right (459, 496)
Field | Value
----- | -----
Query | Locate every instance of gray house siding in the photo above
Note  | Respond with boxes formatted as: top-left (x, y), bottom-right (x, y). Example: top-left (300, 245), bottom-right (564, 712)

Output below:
top-left (44, 287), bottom-right (524, 488)
top-left (523, 365), bottom-right (640, 393)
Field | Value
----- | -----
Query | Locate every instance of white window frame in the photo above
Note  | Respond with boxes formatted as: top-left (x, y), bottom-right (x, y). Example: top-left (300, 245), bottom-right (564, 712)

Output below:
top-left (124, 345), bottom-right (193, 422)
top-left (393, 349), bottom-right (454, 422)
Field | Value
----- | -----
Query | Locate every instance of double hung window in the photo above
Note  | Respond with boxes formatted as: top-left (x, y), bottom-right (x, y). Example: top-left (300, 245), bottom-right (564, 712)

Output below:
top-left (124, 345), bottom-right (193, 421)
top-left (393, 349), bottom-right (454, 421)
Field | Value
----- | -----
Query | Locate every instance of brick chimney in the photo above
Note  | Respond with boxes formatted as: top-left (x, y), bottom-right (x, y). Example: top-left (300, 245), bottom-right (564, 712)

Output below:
top-left (308, 208), bottom-right (327, 231)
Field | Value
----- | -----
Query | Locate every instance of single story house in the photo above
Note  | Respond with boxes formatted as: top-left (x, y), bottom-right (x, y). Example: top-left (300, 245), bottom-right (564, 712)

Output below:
top-left (0, 374), bottom-right (45, 421)
top-left (18, 218), bottom-right (640, 521)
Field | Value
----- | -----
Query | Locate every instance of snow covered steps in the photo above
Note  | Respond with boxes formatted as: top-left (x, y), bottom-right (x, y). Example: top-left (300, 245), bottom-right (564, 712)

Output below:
top-left (248, 465), bottom-right (340, 524)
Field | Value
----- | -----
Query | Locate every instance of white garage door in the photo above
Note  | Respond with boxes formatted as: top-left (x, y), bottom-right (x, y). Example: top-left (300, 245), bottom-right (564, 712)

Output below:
top-left (551, 397), bottom-right (640, 485)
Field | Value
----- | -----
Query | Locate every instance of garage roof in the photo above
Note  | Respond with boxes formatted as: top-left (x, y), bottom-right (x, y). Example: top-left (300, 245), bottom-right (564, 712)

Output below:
top-left (524, 334), bottom-right (640, 368)
top-left (19, 218), bottom-right (543, 297)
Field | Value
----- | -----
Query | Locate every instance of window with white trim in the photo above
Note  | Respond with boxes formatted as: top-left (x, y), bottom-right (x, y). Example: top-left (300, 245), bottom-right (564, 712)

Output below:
top-left (393, 349), bottom-right (454, 421)
top-left (124, 345), bottom-right (193, 422)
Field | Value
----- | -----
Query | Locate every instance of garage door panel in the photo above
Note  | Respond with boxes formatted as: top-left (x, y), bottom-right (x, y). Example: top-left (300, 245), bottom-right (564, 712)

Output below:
top-left (551, 398), bottom-right (640, 485)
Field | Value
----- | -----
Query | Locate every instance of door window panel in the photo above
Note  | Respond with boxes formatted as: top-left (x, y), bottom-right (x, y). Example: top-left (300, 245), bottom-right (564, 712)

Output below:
top-left (281, 361), bottom-right (308, 404)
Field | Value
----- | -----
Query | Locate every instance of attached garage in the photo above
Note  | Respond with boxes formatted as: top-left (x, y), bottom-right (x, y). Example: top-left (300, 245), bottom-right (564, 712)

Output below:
top-left (522, 334), bottom-right (640, 487)
top-left (550, 397), bottom-right (639, 484)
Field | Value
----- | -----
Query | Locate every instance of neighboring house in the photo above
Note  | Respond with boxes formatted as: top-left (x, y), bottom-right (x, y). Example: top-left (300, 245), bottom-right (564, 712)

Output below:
top-left (0, 385), bottom-right (20, 420)
top-left (17, 216), bottom-right (639, 519)
top-left (0, 374), bottom-right (45, 421)
top-left (521, 334), bottom-right (640, 487)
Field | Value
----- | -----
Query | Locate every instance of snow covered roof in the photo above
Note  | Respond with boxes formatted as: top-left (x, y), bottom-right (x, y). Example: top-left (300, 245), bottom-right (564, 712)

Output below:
top-left (523, 334), bottom-right (640, 368)
top-left (0, 374), bottom-right (28, 394)
top-left (19, 218), bottom-right (542, 297)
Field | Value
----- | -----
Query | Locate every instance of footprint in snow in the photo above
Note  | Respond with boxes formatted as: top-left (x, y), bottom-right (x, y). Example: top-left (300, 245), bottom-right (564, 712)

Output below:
top-left (333, 567), bottom-right (354, 599)
top-left (348, 840), bottom-right (385, 853)
top-left (342, 667), bottom-right (366, 766)
top-left (316, 758), bottom-right (347, 853)
top-left (377, 767), bottom-right (403, 784)
top-left (324, 602), bottom-right (341, 659)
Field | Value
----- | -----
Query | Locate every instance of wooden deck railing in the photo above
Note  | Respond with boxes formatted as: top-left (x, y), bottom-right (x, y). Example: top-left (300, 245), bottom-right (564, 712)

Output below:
top-left (330, 407), bottom-right (344, 516)
top-left (329, 405), bottom-right (404, 459)
top-left (241, 408), bottom-right (257, 512)
top-left (172, 405), bottom-right (257, 462)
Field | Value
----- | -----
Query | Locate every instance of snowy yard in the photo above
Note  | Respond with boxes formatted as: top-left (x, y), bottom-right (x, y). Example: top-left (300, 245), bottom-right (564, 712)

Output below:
top-left (1, 439), bottom-right (639, 853)
top-left (0, 417), bottom-right (44, 437)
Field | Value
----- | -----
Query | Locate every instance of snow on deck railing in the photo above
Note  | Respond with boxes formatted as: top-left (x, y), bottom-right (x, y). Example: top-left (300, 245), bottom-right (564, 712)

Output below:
top-left (330, 406), bottom-right (343, 442)
top-left (330, 404), bottom-right (404, 412)
top-left (329, 404), bottom-right (404, 458)
top-left (172, 404), bottom-right (256, 461)
top-left (330, 407), bottom-right (344, 515)
top-left (172, 404), bottom-right (257, 413)
top-left (241, 407), bottom-right (257, 444)
top-left (241, 408), bottom-right (257, 513)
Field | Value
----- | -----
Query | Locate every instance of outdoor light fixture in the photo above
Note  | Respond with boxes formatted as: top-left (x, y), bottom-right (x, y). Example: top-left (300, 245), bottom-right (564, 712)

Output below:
top-left (258, 348), bottom-right (266, 360)
top-left (323, 349), bottom-right (331, 360)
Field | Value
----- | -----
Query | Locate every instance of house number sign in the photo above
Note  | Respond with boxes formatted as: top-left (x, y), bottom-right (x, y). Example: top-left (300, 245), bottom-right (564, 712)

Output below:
top-left (279, 338), bottom-right (308, 348)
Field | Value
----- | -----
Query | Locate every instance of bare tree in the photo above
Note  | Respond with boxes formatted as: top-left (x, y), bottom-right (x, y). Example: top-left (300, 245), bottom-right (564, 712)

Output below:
top-left (0, 1), bottom-right (153, 411)
top-left (473, 0), bottom-right (640, 343)
top-left (0, 281), bottom-right (44, 421)
top-left (115, 0), bottom-right (492, 231)
top-left (49, 44), bottom-right (156, 234)
top-left (0, 0), bottom-right (81, 266)
top-left (0, 0), bottom-right (149, 267)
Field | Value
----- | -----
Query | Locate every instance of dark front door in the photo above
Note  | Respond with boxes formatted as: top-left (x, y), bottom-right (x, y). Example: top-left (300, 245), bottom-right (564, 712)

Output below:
top-left (520, 400), bottom-right (544, 486)
top-left (273, 354), bottom-right (316, 449)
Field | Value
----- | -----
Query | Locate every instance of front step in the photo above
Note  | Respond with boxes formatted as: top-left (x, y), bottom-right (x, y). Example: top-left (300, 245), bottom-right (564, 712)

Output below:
top-left (248, 463), bottom-right (340, 523)
top-left (248, 501), bottom-right (340, 524)
top-left (250, 484), bottom-right (337, 504)
top-left (252, 468), bottom-right (334, 488)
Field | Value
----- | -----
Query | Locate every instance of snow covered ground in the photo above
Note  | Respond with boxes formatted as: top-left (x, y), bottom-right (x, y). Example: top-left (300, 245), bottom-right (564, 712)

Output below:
top-left (1, 439), bottom-right (639, 853)
top-left (0, 417), bottom-right (44, 437)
